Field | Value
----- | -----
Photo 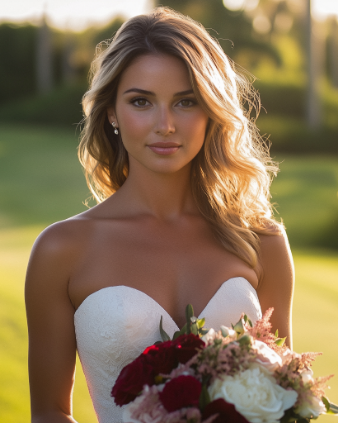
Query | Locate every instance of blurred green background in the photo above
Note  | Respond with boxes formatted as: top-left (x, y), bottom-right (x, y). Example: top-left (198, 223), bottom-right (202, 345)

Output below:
top-left (0, 0), bottom-right (337, 422)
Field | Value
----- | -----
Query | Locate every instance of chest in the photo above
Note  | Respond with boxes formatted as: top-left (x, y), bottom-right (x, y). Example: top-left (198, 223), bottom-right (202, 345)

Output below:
top-left (69, 218), bottom-right (258, 327)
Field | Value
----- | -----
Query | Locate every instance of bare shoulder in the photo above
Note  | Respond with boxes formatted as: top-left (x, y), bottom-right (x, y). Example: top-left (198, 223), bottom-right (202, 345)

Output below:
top-left (30, 217), bottom-right (92, 262)
top-left (27, 196), bottom-right (120, 282)
top-left (26, 217), bottom-right (97, 297)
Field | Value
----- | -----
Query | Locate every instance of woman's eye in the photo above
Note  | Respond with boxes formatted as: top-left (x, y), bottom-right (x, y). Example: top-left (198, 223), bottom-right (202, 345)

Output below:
top-left (132, 98), bottom-right (149, 107)
top-left (178, 99), bottom-right (195, 107)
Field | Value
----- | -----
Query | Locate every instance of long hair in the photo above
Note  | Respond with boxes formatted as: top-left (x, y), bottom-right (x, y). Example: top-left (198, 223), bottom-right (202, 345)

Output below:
top-left (78, 7), bottom-right (282, 267)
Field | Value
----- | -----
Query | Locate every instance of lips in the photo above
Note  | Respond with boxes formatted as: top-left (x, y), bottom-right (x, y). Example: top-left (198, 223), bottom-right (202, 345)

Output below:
top-left (147, 142), bottom-right (181, 155)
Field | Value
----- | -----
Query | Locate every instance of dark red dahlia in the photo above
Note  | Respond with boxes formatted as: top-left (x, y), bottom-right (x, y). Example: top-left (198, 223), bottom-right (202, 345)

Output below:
top-left (172, 334), bottom-right (205, 364)
top-left (112, 334), bottom-right (204, 407)
top-left (111, 355), bottom-right (154, 406)
top-left (159, 375), bottom-right (202, 412)
top-left (202, 398), bottom-right (250, 423)
top-left (142, 341), bottom-right (179, 375)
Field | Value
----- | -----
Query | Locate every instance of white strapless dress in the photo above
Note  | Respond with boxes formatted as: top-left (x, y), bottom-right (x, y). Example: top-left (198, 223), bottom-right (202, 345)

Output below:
top-left (74, 277), bottom-right (262, 423)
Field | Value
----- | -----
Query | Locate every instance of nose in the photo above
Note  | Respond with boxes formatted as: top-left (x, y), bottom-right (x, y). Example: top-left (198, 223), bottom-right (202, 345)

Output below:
top-left (154, 105), bottom-right (176, 136)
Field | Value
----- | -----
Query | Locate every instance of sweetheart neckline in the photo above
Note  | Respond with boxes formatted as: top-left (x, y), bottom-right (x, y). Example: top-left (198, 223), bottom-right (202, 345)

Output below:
top-left (74, 277), bottom-right (257, 330)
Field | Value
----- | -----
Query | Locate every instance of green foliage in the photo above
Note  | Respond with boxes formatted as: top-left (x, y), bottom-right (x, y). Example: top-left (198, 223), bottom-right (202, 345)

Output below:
top-left (255, 80), bottom-right (306, 119)
top-left (0, 17), bottom-right (125, 108)
top-left (275, 337), bottom-right (286, 347)
top-left (0, 24), bottom-right (37, 104)
top-left (199, 384), bottom-right (211, 411)
top-left (258, 115), bottom-right (338, 154)
top-left (170, 304), bottom-right (209, 340)
top-left (232, 317), bottom-right (245, 336)
top-left (154, 0), bottom-right (281, 65)
top-left (92, 17), bottom-right (126, 46)
top-left (271, 155), bottom-right (338, 250)
top-left (322, 397), bottom-right (338, 415)
top-left (159, 316), bottom-right (171, 342)
top-left (0, 124), bottom-right (90, 228)
top-left (0, 81), bottom-right (87, 127)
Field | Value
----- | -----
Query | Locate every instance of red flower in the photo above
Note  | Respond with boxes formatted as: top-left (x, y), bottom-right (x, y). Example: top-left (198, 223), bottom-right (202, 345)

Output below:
top-left (111, 356), bottom-right (154, 406)
top-left (159, 375), bottom-right (202, 412)
top-left (172, 334), bottom-right (205, 364)
top-left (143, 342), bottom-right (179, 375)
top-left (112, 334), bottom-right (204, 407)
top-left (202, 399), bottom-right (250, 423)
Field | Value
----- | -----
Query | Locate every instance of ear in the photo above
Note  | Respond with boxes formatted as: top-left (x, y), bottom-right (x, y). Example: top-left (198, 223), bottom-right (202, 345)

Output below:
top-left (107, 106), bottom-right (118, 126)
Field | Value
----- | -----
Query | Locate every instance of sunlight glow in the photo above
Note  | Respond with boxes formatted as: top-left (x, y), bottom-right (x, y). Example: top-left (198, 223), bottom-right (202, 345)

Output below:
top-left (0, 0), bottom-right (152, 30)
top-left (222, 0), bottom-right (246, 11)
top-left (0, 0), bottom-right (337, 31)
top-left (313, 0), bottom-right (338, 19)
top-left (223, 0), bottom-right (338, 18)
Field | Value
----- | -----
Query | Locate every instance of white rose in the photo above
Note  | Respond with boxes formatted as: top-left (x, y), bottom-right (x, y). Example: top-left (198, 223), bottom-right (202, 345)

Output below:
top-left (202, 328), bottom-right (216, 343)
top-left (253, 340), bottom-right (282, 372)
top-left (208, 364), bottom-right (298, 423)
top-left (295, 395), bottom-right (326, 418)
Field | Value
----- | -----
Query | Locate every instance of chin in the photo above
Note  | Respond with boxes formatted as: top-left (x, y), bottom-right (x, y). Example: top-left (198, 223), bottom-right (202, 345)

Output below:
top-left (129, 153), bottom-right (193, 175)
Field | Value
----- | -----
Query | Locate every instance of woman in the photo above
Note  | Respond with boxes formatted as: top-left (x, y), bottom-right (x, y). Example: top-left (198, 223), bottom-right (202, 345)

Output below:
top-left (25, 7), bottom-right (294, 423)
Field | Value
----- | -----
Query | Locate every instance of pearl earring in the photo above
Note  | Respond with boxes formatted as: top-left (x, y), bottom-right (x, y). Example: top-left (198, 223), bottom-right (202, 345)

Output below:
top-left (112, 121), bottom-right (119, 135)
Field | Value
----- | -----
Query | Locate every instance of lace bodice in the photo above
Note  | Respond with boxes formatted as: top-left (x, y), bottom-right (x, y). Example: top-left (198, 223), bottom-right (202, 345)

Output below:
top-left (74, 278), bottom-right (262, 423)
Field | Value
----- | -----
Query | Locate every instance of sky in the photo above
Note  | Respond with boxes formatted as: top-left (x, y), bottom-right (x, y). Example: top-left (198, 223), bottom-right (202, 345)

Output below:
top-left (0, 0), bottom-right (337, 31)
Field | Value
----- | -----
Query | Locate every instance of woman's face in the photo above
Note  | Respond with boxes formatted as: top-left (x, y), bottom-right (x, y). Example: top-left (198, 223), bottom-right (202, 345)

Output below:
top-left (107, 54), bottom-right (209, 175)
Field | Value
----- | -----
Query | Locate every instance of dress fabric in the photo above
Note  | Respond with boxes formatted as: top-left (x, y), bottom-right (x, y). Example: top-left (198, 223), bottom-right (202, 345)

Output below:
top-left (74, 277), bottom-right (262, 423)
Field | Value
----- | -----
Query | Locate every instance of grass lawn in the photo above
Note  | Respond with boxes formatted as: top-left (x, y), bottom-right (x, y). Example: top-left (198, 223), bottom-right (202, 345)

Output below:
top-left (0, 124), bottom-right (337, 422)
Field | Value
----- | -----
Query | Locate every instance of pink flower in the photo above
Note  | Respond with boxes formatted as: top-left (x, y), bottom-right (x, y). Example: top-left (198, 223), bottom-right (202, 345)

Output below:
top-left (253, 340), bottom-right (282, 372)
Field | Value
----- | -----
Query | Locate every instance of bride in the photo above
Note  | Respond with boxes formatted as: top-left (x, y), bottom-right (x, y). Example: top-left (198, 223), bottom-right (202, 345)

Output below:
top-left (25, 7), bottom-right (294, 423)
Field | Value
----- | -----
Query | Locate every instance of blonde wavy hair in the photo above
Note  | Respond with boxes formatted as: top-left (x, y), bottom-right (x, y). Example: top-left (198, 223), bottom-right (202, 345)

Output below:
top-left (79, 7), bottom-right (282, 267)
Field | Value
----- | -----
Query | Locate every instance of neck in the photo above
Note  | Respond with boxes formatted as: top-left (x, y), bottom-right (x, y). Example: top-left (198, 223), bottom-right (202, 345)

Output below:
top-left (114, 160), bottom-right (199, 220)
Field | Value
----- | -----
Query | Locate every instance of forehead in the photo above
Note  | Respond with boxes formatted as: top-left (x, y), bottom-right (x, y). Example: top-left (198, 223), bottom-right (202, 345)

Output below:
top-left (117, 54), bottom-right (192, 94)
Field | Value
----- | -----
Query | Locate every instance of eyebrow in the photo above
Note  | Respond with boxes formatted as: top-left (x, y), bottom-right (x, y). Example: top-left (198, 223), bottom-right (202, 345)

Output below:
top-left (123, 88), bottom-right (194, 97)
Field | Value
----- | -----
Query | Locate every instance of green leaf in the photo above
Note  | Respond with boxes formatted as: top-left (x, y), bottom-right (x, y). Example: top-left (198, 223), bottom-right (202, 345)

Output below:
top-left (275, 337), bottom-right (286, 347)
top-left (191, 323), bottom-right (198, 335)
top-left (322, 397), bottom-right (338, 414)
top-left (233, 318), bottom-right (245, 336)
top-left (185, 304), bottom-right (194, 334)
top-left (220, 326), bottom-right (229, 338)
top-left (197, 318), bottom-right (205, 329)
top-left (159, 315), bottom-right (171, 342)
top-left (200, 328), bottom-right (209, 336)
top-left (172, 323), bottom-right (187, 339)
top-left (172, 331), bottom-right (181, 340)
top-left (199, 384), bottom-right (211, 411)
top-left (322, 396), bottom-right (331, 413)
top-left (238, 334), bottom-right (251, 346)
top-left (275, 329), bottom-right (279, 338)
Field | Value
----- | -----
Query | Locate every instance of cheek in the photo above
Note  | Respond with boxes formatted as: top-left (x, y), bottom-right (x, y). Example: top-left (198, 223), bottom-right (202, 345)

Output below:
top-left (182, 113), bottom-right (208, 147)
top-left (118, 110), bottom-right (150, 142)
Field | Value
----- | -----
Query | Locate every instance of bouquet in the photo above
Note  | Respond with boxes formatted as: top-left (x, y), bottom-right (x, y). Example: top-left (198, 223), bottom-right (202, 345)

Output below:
top-left (111, 305), bottom-right (338, 423)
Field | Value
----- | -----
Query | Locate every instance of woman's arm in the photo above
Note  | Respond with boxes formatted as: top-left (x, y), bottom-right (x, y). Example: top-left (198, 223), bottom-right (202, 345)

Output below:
top-left (256, 228), bottom-right (295, 349)
top-left (25, 223), bottom-right (80, 423)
